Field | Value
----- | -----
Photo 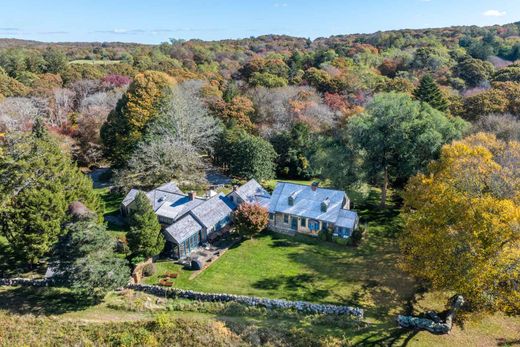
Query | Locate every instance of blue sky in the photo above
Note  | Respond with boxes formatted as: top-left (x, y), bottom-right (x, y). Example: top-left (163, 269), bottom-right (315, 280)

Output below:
top-left (0, 0), bottom-right (518, 43)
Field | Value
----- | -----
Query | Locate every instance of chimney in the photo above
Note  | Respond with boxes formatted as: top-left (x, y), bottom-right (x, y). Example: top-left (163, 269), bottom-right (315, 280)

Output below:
top-left (188, 191), bottom-right (196, 200)
top-left (311, 181), bottom-right (319, 192)
top-left (232, 185), bottom-right (239, 192)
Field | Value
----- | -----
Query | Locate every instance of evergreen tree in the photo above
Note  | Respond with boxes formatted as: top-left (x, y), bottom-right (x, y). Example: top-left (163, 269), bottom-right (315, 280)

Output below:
top-left (127, 191), bottom-right (163, 258)
top-left (51, 214), bottom-right (129, 300)
top-left (0, 131), bottom-right (102, 264)
top-left (215, 126), bottom-right (277, 181)
top-left (413, 75), bottom-right (449, 112)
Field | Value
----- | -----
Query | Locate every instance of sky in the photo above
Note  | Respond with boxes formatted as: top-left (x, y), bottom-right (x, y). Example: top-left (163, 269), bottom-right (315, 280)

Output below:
top-left (0, 0), bottom-right (519, 44)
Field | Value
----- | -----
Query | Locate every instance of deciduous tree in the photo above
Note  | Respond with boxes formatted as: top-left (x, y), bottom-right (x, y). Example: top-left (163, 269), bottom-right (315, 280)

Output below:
top-left (349, 92), bottom-right (467, 207)
top-left (234, 203), bottom-right (269, 238)
top-left (400, 133), bottom-right (520, 313)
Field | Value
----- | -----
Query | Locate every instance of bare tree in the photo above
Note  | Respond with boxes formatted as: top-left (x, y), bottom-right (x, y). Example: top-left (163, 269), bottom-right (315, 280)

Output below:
top-left (49, 88), bottom-right (75, 129)
top-left (473, 113), bottom-right (520, 143)
top-left (249, 86), bottom-right (337, 137)
top-left (0, 97), bottom-right (39, 132)
top-left (146, 81), bottom-right (222, 153)
top-left (113, 136), bottom-right (207, 191)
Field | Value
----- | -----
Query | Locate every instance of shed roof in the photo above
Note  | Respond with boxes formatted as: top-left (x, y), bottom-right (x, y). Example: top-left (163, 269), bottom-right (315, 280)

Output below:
top-left (164, 215), bottom-right (203, 244)
top-left (269, 182), bottom-right (347, 224)
top-left (335, 209), bottom-right (359, 229)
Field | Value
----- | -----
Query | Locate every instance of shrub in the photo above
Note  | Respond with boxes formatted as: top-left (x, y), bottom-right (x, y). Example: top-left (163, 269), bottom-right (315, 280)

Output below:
top-left (348, 225), bottom-right (366, 246)
top-left (131, 255), bottom-right (146, 267)
top-left (233, 203), bottom-right (269, 238)
top-left (142, 263), bottom-right (156, 277)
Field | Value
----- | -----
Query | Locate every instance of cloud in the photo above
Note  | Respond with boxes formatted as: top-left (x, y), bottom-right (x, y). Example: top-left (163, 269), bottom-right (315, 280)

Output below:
top-left (483, 9), bottom-right (506, 17)
top-left (0, 27), bottom-right (20, 31)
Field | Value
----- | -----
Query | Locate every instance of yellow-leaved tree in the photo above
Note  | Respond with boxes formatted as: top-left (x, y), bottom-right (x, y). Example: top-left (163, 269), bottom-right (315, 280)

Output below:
top-left (400, 133), bottom-right (520, 313)
top-left (101, 70), bottom-right (176, 167)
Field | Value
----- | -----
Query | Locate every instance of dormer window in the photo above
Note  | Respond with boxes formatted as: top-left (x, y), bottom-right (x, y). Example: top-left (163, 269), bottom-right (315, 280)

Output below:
top-left (321, 197), bottom-right (330, 212)
top-left (288, 191), bottom-right (298, 206)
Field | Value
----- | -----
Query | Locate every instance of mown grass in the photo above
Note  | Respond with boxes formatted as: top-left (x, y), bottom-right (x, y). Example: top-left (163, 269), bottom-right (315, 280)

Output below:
top-left (94, 187), bottom-right (127, 237)
top-left (144, 189), bottom-right (414, 318)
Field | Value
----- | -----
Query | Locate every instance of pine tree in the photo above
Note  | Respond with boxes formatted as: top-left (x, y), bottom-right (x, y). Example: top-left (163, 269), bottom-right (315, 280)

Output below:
top-left (413, 75), bottom-right (449, 112)
top-left (51, 216), bottom-right (129, 299)
top-left (0, 131), bottom-right (102, 264)
top-left (127, 191), bottom-right (164, 258)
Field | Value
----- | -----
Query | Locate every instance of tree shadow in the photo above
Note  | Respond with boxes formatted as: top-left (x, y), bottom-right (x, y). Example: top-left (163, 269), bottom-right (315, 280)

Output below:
top-left (353, 327), bottom-right (420, 347)
top-left (0, 286), bottom-right (95, 315)
top-left (252, 273), bottom-right (330, 302)
top-left (497, 338), bottom-right (520, 346)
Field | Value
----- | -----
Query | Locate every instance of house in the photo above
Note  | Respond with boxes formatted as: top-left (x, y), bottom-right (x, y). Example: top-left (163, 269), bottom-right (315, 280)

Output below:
top-left (268, 182), bottom-right (359, 238)
top-left (228, 179), bottom-right (271, 208)
top-left (121, 180), bottom-right (263, 259)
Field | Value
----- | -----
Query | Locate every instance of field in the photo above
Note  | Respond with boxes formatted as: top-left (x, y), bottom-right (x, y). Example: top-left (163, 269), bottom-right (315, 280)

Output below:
top-left (69, 59), bottom-right (121, 65)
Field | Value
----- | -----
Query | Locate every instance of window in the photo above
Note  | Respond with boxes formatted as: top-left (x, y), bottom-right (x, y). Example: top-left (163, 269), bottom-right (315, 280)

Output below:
top-left (269, 213), bottom-right (274, 220)
top-left (308, 220), bottom-right (320, 231)
top-left (283, 214), bottom-right (289, 223)
top-left (300, 218), bottom-right (306, 227)
top-left (322, 222), bottom-right (328, 231)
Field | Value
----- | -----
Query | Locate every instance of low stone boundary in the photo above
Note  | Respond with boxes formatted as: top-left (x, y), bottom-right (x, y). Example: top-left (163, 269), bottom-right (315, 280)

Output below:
top-left (0, 278), bottom-right (51, 287)
top-left (127, 283), bottom-right (364, 318)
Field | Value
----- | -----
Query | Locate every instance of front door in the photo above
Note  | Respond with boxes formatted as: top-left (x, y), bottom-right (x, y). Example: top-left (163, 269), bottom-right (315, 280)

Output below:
top-left (291, 216), bottom-right (298, 230)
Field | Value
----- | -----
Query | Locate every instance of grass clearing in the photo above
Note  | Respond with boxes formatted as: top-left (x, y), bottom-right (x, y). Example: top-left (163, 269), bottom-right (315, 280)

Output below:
top-left (69, 59), bottom-right (121, 65)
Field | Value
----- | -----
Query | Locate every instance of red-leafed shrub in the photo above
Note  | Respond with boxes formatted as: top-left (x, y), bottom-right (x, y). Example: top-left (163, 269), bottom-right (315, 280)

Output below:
top-left (233, 203), bottom-right (269, 239)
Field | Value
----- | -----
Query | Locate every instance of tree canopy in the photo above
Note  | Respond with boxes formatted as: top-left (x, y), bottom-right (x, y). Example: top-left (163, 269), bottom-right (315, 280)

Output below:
top-left (348, 92), bottom-right (468, 206)
top-left (400, 133), bottom-right (520, 313)
top-left (127, 191), bottom-right (164, 258)
top-left (0, 126), bottom-right (101, 263)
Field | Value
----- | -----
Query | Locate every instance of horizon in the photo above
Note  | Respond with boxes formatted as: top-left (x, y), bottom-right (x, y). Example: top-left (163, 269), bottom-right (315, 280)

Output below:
top-left (0, 0), bottom-right (518, 44)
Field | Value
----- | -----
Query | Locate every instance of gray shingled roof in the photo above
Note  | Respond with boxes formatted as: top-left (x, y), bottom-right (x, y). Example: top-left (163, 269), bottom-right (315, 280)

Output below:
top-left (164, 214), bottom-right (203, 244)
top-left (269, 182), bottom-right (348, 224)
top-left (155, 195), bottom-right (205, 220)
top-left (190, 193), bottom-right (236, 229)
top-left (121, 182), bottom-right (183, 210)
top-left (156, 182), bottom-right (183, 194)
top-left (335, 209), bottom-right (359, 229)
top-left (122, 189), bottom-right (140, 207)
top-left (233, 179), bottom-right (271, 203)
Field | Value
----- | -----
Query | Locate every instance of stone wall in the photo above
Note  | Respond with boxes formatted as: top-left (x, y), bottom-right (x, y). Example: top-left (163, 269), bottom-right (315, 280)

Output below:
top-left (131, 257), bottom-right (153, 284)
top-left (127, 283), bottom-right (364, 318)
top-left (0, 278), bottom-right (51, 287)
top-left (0, 278), bottom-right (364, 319)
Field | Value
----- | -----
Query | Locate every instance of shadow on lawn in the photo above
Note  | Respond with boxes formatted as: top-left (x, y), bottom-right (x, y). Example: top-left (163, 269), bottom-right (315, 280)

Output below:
top-left (352, 326), bottom-right (420, 347)
top-left (0, 286), bottom-right (94, 315)
top-left (253, 273), bottom-right (331, 302)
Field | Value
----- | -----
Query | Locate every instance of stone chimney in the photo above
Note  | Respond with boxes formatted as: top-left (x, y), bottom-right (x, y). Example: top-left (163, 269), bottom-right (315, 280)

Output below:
top-left (188, 191), bottom-right (196, 200)
top-left (311, 181), bottom-right (319, 192)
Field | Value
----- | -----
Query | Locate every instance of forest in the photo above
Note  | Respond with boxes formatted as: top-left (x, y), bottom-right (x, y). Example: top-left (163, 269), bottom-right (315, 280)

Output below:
top-left (0, 20), bottom-right (520, 345)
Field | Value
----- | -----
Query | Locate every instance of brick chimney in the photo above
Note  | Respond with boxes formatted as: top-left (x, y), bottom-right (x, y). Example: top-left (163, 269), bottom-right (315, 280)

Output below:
top-left (188, 191), bottom-right (196, 200)
top-left (311, 181), bottom-right (319, 192)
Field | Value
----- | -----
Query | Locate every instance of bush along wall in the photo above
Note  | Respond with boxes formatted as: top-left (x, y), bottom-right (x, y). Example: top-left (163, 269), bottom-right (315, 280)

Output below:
top-left (127, 283), bottom-right (364, 318)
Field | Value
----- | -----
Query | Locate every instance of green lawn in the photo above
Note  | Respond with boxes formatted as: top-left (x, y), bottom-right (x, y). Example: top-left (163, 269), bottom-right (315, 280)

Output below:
top-left (94, 187), bottom-right (127, 237)
top-left (145, 189), bottom-right (413, 319)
